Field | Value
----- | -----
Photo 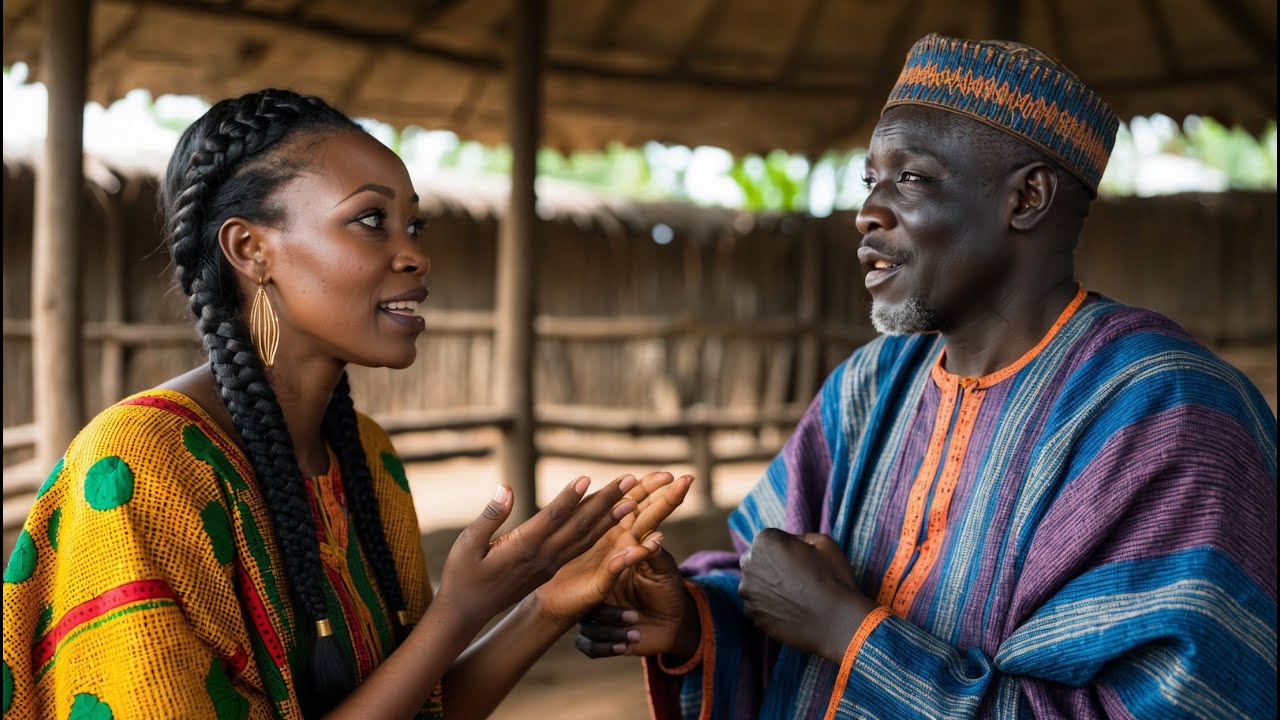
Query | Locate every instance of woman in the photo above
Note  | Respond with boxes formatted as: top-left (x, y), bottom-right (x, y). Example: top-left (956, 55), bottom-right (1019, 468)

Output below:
top-left (1, 89), bottom-right (691, 718)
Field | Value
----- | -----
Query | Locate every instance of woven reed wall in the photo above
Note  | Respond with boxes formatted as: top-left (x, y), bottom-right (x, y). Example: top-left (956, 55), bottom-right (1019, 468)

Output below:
top-left (3, 161), bottom-right (1275, 449)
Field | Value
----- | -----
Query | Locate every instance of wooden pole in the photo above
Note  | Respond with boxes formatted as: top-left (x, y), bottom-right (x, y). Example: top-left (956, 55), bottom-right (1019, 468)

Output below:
top-left (494, 0), bottom-right (545, 522)
top-left (32, 0), bottom-right (90, 471)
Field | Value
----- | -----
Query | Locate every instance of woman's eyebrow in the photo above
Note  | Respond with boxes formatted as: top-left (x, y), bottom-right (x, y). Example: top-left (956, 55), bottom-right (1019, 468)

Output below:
top-left (335, 183), bottom-right (395, 206)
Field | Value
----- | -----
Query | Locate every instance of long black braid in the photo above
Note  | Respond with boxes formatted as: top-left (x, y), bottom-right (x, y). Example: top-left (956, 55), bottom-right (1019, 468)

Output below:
top-left (159, 89), bottom-right (411, 716)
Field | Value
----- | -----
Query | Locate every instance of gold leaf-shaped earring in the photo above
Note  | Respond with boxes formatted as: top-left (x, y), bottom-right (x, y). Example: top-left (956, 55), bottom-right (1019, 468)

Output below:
top-left (250, 275), bottom-right (279, 369)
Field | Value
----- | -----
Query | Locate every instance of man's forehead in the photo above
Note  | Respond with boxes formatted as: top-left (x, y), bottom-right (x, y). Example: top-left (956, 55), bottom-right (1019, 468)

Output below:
top-left (868, 106), bottom-right (965, 158)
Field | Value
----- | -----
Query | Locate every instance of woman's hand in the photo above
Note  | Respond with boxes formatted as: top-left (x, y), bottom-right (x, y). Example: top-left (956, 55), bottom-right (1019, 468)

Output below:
top-left (533, 472), bottom-right (694, 627)
top-left (432, 475), bottom-right (638, 632)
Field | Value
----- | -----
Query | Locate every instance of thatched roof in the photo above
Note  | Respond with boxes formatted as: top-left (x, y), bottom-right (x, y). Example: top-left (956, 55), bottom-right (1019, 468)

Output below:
top-left (4, 0), bottom-right (1274, 155)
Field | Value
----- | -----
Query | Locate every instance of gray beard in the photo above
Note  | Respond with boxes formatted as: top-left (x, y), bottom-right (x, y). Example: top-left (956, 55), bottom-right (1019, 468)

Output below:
top-left (870, 297), bottom-right (937, 335)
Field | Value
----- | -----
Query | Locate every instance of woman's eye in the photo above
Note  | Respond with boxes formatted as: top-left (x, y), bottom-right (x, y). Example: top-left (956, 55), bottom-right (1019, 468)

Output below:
top-left (356, 211), bottom-right (386, 229)
top-left (861, 177), bottom-right (875, 190)
top-left (407, 219), bottom-right (425, 238)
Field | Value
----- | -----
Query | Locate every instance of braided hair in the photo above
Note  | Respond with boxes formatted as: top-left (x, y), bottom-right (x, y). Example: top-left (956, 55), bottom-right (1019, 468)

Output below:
top-left (159, 89), bottom-right (411, 716)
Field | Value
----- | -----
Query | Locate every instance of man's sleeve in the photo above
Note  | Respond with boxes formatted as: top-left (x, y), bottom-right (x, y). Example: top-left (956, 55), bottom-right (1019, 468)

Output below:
top-left (643, 359), bottom-right (853, 720)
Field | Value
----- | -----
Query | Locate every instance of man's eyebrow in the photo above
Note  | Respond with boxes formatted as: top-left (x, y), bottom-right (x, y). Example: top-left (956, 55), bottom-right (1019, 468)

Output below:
top-left (335, 183), bottom-right (395, 206)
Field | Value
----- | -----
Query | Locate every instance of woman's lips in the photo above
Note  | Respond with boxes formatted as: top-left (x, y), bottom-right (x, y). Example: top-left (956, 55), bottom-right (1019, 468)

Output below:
top-left (380, 307), bottom-right (426, 332)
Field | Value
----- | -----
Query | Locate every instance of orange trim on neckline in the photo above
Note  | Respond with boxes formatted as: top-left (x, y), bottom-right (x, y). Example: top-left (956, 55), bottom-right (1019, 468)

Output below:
top-left (931, 284), bottom-right (1088, 390)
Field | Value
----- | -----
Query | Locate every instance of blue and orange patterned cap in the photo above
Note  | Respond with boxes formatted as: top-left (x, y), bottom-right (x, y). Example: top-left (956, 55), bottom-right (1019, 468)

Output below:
top-left (883, 33), bottom-right (1119, 196)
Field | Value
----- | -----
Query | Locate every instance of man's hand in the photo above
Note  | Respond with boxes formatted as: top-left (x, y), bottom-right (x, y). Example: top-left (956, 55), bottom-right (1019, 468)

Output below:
top-left (574, 547), bottom-right (700, 660)
top-left (738, 528), bottom-right (876, 664)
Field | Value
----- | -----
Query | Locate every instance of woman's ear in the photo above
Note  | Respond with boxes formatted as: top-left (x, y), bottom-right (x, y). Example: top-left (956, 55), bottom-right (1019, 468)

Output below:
top-left (1008, 162), bottom-right (1059, 232)
top-left (218, 217), bottom-right (269, 282)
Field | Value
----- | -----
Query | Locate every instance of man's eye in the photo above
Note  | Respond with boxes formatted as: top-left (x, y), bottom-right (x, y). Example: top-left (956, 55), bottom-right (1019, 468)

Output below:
top-left (899, 172), bottom-right (927, 182)
top-left (861, 177), bottom-right (875, 189)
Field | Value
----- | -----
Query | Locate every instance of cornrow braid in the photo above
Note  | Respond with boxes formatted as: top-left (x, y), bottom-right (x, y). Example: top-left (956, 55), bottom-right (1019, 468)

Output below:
top-left (159, 89), bottom-right (408, 717)
top-left (323, 373), bottom-right (413, 643)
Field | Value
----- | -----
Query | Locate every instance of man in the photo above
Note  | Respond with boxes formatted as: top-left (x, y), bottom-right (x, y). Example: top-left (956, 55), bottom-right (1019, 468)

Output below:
top-left (576, 34), bottom-right (1277, 719)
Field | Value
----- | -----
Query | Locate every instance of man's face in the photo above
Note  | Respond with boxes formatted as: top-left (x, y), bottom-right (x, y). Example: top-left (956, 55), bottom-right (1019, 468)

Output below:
top-left (855, 105), bottom-right (1015, 335)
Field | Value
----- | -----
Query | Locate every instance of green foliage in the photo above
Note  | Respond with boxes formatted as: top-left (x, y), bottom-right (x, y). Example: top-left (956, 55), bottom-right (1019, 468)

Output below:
top-left (1171, 117), bottom-right (1277, 189)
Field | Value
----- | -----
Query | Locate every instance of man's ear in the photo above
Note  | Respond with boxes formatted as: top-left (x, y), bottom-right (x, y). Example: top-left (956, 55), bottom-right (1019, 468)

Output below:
top-left (218, 217), bottom-right (269, 282)
top-left (1008, 163), bottom-right (1059, 232)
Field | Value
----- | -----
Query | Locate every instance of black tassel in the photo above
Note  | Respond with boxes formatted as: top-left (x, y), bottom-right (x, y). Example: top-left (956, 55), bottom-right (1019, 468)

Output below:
top-left (302, 620), bottom-right (356, 718)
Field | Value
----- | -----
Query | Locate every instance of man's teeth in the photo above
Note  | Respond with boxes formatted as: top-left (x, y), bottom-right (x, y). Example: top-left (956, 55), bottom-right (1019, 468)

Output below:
top-left (874, 260), bottom-right (900, 270)
top-left (380, 300), bottom-right (420, 312)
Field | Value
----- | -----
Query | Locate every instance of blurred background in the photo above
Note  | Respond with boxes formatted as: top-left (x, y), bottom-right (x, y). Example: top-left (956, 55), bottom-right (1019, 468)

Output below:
top-left (3, 1), bottom-right (1275, 717)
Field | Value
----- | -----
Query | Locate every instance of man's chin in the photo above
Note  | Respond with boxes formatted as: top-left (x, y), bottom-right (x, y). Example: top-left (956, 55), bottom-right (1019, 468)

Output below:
top-left (870, 298), bottom-right (937, 336)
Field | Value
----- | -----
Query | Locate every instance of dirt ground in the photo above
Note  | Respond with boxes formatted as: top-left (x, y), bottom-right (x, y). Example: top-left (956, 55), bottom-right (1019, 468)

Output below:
top-left (406, 456), bottom-right (765, 720)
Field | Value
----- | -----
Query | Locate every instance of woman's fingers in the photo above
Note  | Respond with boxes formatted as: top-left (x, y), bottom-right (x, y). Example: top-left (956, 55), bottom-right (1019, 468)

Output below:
top-left (630, 475), bottom-right (694, 540)
top-left (455, 483), bottom-right (514, 554)
top-left (546, 474), bottom-right (637, 559)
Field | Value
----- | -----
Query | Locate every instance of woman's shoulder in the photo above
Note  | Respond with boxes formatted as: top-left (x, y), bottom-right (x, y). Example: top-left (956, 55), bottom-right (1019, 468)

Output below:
top-left (352, 411), bottom-right (413, 496)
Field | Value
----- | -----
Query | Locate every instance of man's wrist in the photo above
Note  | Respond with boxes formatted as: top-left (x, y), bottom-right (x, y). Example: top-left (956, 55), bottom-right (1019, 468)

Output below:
top-left (668, 582), bottom-right (702, 662)
top-left (821, 591), bottom-right (875, 664)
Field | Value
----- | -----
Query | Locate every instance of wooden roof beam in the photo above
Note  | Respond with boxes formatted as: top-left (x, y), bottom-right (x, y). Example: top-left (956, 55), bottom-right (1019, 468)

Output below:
top-left (669, 0), bottom-right (730, 75)
top-left (771, 0), bottom-right (827, 85)
top-left (1139, 0), bottom-right (1184, 79)
top-left (1204, 0), bottom-right (1276, 64)
top-left (809, 2), bottom-right (915, 152)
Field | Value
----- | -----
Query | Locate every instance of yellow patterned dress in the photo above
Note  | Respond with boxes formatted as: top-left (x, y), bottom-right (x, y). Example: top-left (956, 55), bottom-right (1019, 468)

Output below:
top-left (2, 390), bottom-right (445, 718)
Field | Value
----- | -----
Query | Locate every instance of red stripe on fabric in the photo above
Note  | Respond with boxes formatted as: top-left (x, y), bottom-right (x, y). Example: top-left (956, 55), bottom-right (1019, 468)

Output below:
top-left (119, 395), bottom-right (255, 481)
top-left (321, 562), bottom-right (375, 676)
top-left (33, 579), bottom-right (179, 667)
top-left (235, 561), bottom-right (290, 667)
top-left (227, 647), bottom-right (250, 676)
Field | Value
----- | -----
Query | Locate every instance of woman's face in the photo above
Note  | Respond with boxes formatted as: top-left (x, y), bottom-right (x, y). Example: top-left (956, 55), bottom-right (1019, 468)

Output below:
top-left (257, 129), bottom-right (430, 371)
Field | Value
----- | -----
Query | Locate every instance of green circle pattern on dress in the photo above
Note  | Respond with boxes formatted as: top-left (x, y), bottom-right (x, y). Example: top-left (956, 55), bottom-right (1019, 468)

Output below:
top-left (84, 456), bottom-right (135, 511)
top-left (200, 501), bottom-right (235, 565)
top-left (36, 458), bottom-right (65, 500)
top-left (67, 693), bottom-right (112, 720)
top-left (380, 451), bottom-right (410, 492)
top-left (3, 660), bottom-right (12, 713)
top-left (47, 507), bottom-right (62, 552)
top-left (34, 604), bottom-right (54, 639)
top-left (205, 657), bottom-right (249, 720)
top-left (2, 530), bottom-right (36, 584)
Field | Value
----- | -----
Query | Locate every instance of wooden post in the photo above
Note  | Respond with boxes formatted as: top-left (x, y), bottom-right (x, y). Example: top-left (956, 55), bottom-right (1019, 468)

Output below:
top-left (95, 181), bottom-right (126, 412)
top-left (794, 218), bottom-right (823, 401)
top-left (689, 424), bottom-right (715, 511)
top-left (494, 0), bottom-right (545, 522)
top-left (32, 0), bottom-right (90, 471)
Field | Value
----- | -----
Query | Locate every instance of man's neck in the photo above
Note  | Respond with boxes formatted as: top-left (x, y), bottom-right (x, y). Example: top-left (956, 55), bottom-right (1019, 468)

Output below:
top-left (938, 278), bottom-right (1079, 379)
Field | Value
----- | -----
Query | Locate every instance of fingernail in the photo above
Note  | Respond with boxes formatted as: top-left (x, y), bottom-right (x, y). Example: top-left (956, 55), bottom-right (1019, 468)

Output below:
top-left (621, 610), bottom-right (639, 624)
top-left (618, 475), bottom-right (638, 492)
top-left (612, 643), bottom-right (627, 655)
top-left (612, 500), bottom-right (636, 519)
top-left (493, 484), bottom-right (510, 504)
top-left (574, 476), bottom-right (590, 494)
top-left (626, 629), bottom-right (640, 643)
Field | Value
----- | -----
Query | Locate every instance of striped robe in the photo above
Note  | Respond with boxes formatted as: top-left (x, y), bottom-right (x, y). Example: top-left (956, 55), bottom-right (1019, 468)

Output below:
top-left (645, 290), bottom-right (1277, 719)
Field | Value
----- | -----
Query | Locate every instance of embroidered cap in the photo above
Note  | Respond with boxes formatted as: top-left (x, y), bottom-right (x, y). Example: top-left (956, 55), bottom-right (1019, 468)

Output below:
top-left (883, 33), bottom-right (1119, 196)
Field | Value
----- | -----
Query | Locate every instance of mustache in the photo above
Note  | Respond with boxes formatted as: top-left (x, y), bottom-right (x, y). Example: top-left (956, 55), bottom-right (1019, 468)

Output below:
top-left (859, 237), bottom-right (913, 265)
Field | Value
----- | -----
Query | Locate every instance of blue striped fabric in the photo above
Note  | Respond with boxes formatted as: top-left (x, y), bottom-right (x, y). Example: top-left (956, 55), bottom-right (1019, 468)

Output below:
top-left (645, 294), bottom-right (1276, 719)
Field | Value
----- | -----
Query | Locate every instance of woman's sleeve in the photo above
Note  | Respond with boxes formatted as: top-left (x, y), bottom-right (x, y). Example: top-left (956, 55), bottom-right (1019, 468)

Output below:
top-left (2, 404), bottom-right (277, 719)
